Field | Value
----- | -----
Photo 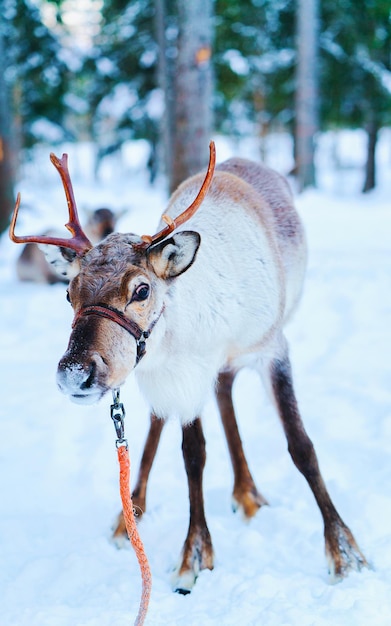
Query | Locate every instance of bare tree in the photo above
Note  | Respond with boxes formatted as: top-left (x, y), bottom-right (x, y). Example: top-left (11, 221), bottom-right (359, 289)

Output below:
top-left (155, 0), bottom-right (175, 186)
top-left (0, 21), bottom-right (15, 236)
top-left (295, 0), bottom-right (319, 191)
top-left (362, 113), bottom-right (379, 193)
top-left (156, 0), bottom-right (213, 194)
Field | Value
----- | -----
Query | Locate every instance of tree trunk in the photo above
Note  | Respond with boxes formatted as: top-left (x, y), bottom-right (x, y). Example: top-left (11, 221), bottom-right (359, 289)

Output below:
top-left (0, 21), bottom-right (15, 235)
top-left (295, 0), bottom-right (319, 191)
top-left (155, 0), bottom-right (173, 184)
top-left (157, 0), bottom-right (213, 194)
top-left (362, 117), bottom-right (378, 193)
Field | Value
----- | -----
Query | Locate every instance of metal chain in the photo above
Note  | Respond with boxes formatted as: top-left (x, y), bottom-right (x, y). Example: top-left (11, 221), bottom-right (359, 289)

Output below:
top-left (110, 388), bottom-right (128, 449)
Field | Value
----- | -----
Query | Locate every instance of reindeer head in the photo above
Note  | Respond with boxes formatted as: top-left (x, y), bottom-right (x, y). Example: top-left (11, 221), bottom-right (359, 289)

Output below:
top-left (10, 143), bottom-right (216, 404)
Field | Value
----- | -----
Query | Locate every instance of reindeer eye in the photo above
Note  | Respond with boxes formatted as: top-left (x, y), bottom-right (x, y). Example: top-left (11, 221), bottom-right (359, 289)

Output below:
top-left (132, 283), bottom-right (150, 302)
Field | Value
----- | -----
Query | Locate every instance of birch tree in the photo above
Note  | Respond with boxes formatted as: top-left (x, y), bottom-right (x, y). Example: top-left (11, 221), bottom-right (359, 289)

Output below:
top-left (295, 0), bottom-right (319, 191)
top-left (157, 0), bottom-right (213, 193)
top-left (0, 19), bottom-right (15, 235)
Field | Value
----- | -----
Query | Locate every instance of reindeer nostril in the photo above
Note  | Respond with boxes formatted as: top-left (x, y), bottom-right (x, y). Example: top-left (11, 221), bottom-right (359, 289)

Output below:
top-left (81, 361), bottom-right (96, 390)
top-left (57, 352), bottom-right (108, 400)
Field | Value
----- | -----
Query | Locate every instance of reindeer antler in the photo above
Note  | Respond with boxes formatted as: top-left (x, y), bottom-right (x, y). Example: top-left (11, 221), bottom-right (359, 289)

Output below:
top-left (138, 141), bottom-right (216, 249)
top-left (9, 153), bottom-right (93, 256)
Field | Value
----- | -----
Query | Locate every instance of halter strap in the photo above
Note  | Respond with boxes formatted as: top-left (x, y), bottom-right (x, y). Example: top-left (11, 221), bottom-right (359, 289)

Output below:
top-left (72, 303), bottom-right (161, 364)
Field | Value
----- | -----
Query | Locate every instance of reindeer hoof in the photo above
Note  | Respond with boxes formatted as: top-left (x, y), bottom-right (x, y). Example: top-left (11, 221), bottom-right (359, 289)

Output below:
top-left (111, 502), bottom-right (145, 548)
top-left (176, 587), bottom-right (192, 596)
top-left (172, 569), bottom-right (198, 595)
top-left (111, 511), bottom-right (129, 548)
top-left (171, 529), bottom-right (214, 594)
top-left (172, 559), bottom-right (214, 595)
top-left (232, 484), bottom-right (268, 520)
top-left (325, 520), bottom-right (369, 582)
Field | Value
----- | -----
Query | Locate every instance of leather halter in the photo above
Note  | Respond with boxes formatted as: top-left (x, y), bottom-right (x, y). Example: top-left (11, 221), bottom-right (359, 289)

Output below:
top-left (72, 303), bottom-right (161, 364)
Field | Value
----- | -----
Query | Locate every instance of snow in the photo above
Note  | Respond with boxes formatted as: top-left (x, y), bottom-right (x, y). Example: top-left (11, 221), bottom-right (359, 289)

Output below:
top-left (1, 132), bottom-right (391, 625)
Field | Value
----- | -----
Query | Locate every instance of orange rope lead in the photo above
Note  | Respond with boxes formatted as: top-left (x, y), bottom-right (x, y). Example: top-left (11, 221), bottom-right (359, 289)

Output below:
top-left (117, 444), bottom-right (152, 625)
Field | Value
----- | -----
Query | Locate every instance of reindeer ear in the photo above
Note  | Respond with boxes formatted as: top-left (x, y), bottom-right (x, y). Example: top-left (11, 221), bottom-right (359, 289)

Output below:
top-left (147, 231), bottom-right (201, 279)
top-left (39, 243), bottom-right (81, 280)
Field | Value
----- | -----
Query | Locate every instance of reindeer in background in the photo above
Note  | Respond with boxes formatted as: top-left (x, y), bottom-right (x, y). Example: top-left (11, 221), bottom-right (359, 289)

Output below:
top-left (16, 207), bottom-right (122, 284)
top-left (10, 144), bottom-right (367, 594)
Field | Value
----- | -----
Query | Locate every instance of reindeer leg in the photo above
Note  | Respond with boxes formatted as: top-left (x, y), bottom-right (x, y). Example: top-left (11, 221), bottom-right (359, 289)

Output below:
top-left (216, 370), bottom-right (268, 519)
top-left (269, 348), bottom-right (368, 581)
top-left (112, 413), bottom-right (165, 545)
top-left (172, 418), bottom-right (214, 594)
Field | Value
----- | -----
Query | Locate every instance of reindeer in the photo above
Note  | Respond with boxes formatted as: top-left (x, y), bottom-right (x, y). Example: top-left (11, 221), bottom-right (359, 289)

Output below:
top-left (16, 207), bottom-right (120, 284)
top-left (10, 144), bottom-right (367, 594)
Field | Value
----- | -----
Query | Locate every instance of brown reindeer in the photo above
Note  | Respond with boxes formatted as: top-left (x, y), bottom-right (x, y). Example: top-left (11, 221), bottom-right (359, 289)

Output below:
top-left (16, 207), bottom-right (121, 284)
top-left (10, 145), bottom-right (367, 594)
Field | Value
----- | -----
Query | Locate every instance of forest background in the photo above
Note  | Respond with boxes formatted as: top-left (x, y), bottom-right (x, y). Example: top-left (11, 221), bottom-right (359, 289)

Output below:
top-left (0, 0), bottom-right (390, 235)
top-left (1, 3), bottom-right (391, 624)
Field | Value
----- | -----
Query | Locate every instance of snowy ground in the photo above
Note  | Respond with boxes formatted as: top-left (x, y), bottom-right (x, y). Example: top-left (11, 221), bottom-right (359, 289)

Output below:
top-left (1, 133), bottom-right (391, 625)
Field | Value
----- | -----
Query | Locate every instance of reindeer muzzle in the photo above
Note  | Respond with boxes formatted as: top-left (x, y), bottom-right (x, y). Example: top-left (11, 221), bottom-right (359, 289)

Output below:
top-left (72, 304), bottom-right (150, 364)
